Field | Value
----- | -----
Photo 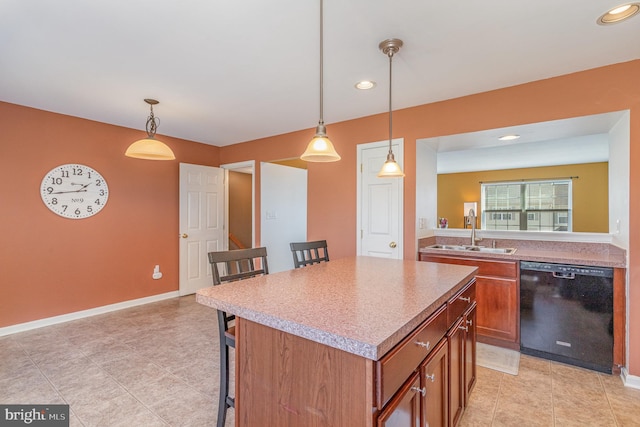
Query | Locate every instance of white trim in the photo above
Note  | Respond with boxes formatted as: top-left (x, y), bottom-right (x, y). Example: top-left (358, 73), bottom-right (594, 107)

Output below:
top-left (621, 367), bottom-right (640, 390)
top-left (0, 291), bottom-right (180, 337)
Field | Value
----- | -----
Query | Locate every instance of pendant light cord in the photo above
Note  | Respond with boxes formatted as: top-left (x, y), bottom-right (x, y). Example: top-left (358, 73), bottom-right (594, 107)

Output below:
top-left (388, 51), bottom-right (393, 155)
top-left (319, 0), bottom-right (324, 126)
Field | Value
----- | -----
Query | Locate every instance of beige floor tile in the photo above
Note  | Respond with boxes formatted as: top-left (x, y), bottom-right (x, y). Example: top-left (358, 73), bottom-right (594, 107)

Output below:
top-left (589, 371), bottom-right (640, 426)
top-left (0, 371), bottom-right (65, 404)
top-left (35, 354), bottom-right (96, 383)
top-left (99, 354), bottom-right (172, 390)
top-left (5, 295), bottom-right (637, 427)
top-left (0, 351), bottom-right (39, 381)
top-left (459, 367), bottom-right (501, 426)
top-left (553, 391), bottom-right (616, 426)
top-left (72, 392), bottom-right (167, 427)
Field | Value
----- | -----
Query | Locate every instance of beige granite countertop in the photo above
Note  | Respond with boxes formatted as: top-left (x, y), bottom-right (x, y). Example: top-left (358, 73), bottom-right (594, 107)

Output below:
top-left (196, 256), bottom-right (477, 361)
top-left (418, 237), bottom-right (626, 268)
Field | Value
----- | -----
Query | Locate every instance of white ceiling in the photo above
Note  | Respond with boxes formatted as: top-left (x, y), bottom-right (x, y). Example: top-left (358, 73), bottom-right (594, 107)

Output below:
top-left (423, 111), bottom-right (625, 173)
top-left (1, 1), bottom-right (639, 147)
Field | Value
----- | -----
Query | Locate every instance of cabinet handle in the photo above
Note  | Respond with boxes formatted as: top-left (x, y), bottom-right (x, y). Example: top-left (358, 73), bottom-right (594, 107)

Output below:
top-left (425, 373), bottom-right (436, 382)
top-left (411, 386), bottom-right (426, 397)
top-left (459, 296), bottom-right (471, 302)
top-left (459, 325), bottom-right (469, 332)
top-left (415, 341), bottom-right (431, 350)
top-left (466, 319), bottom-right (473, 326)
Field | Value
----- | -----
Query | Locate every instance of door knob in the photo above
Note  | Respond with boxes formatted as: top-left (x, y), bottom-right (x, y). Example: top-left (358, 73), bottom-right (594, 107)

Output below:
top-left (181, 233), bottom-right (188, 239)
top-left (411, 386), bottom-right (426, 397)
top-left (389, 241), bottom-right (397, 248)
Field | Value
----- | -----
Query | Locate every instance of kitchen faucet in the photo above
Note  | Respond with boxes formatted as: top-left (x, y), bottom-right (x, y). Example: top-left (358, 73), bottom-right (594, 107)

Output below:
top-left (469, 209), bottom-right (482, 246)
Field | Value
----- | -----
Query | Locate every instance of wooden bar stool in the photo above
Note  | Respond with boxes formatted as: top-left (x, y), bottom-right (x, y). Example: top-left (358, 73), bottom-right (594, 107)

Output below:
top-left (289, 240), bottom-right (329, 268)
top-left (208, 247), bottom-right (269, 427)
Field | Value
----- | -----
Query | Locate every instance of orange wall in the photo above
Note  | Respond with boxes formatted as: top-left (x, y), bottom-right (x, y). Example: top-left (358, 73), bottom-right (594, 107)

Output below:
top-left (2, 60), bottom-right (640, 376)
top-left (219, 60), bottom-right (640, 376)
top-left (437, 163), bottom-right (609, 232)
top-left (0, 102), bottom-right (219, 327)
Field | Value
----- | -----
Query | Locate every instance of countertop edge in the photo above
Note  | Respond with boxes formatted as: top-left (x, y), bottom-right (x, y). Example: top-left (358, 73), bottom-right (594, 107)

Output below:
top-left (418, 247), bottom-right (626, 268)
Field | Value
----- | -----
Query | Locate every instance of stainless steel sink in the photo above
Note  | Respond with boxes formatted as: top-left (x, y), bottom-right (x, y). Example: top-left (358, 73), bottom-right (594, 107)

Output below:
top-left (468, 246), bottom-right (517, 254)
top-left (427, 244), bottom-right (471, 251)
top-left (425, 244), bottom-right (517, 255)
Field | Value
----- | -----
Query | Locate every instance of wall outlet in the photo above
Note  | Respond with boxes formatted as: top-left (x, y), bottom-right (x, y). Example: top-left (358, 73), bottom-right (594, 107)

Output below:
top-left (152, 265), bottom-right (163, 280)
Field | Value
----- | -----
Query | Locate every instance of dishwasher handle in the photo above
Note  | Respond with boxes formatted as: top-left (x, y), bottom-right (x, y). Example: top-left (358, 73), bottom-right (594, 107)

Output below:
top-left (552, 272), bottom-right (575, 279)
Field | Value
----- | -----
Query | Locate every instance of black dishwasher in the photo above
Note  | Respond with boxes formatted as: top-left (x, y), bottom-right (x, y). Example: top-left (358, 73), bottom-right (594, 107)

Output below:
top-left (520, 261), bottom-right (613, 373)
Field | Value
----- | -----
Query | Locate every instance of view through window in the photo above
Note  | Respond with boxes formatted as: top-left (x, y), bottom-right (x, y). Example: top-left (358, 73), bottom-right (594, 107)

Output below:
top-left (481, 179), bottom-right (572, 231)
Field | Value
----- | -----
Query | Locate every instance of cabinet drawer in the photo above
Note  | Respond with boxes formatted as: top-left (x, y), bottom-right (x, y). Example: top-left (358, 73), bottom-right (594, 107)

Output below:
top-left (420, 254), bottom-right (517, 278)
top-left (376, 303), bottom-right (448, 410)
top-left (447, 279), bottom-right (476, 326)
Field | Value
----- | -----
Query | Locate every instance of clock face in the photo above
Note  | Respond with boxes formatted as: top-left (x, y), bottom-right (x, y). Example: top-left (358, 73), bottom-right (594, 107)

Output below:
top-left (40, 164), bottom-right (109, 219)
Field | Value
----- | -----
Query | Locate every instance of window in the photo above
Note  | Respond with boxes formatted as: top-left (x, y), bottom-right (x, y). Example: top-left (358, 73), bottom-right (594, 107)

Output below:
top-left (482, 179), bottom-right (572, 231)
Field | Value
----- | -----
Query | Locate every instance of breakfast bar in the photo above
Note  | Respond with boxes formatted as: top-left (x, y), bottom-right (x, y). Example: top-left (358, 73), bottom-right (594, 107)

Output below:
top-left (196, 256), bottom-right (478, 426)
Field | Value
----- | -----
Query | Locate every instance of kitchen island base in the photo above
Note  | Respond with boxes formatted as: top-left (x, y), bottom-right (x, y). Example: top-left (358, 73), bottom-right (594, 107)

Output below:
top-left (236, 318), bottom-right (374, 426)
top-left (233, 280), bottom-right (477, 427)
top-left (196, 257), bottom-right (479, 426)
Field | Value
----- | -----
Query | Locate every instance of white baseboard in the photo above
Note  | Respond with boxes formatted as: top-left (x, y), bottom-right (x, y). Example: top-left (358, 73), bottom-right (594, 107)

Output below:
top-left (621, 367), bottom-right (640, 390)
top-left (0, 291), bottom-right (181, 337)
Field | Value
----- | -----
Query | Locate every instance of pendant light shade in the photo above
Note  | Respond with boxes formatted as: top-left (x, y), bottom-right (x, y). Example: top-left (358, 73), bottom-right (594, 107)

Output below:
top-left (301, 124), bottom-right (341, 162)
top-left (301, 0), bottom-right (341, 162)
top-left (125, 99), bottom-right (176, 161)
top-left (377, 39), bottom-right (404, 178)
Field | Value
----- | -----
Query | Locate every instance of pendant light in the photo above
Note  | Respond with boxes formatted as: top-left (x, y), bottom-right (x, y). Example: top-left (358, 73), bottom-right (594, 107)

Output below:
top-left (377, 39), bottom-right (404, 178)
top-left (125, 99), bottom-right (176, 160)
top-left (300, 0), bottom-right (341, 162)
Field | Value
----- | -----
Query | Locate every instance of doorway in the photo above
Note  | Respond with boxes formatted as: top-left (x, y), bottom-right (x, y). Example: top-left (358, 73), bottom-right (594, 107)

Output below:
top-left (222, 161), bottom-right (255, 250)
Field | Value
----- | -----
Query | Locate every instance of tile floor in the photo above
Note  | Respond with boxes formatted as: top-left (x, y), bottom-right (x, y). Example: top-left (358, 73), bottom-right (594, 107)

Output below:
top-left (1, 295), bottom-right (639, 426)
top-left (461, 356), bottom-right (640, 426)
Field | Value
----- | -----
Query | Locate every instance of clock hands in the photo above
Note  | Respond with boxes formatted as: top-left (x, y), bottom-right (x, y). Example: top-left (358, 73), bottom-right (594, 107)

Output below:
top-left (51, 182), bottom-right (92, 194)
top-left (74, 182), bottom-right (92, 191)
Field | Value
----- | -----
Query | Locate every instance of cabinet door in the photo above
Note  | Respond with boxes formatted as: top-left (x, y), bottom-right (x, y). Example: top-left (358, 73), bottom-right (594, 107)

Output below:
top-left (447, 317), bottom-right (465, 427)
top-left (421, 339), bottom-right (448, 427)
top-left (464, 303), bottom-right (477, 405)
top-left (377, 372), bottom-right (421, 427)
top-left (475, 275), bottom-right (518, 343)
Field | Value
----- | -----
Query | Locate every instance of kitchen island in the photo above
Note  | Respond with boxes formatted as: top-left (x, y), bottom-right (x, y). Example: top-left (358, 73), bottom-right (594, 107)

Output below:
top-left (196, 256), bottom-right (477, 426)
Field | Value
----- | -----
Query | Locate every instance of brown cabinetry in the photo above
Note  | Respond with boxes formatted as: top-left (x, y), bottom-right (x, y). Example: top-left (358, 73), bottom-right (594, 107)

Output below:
top-left (233, 274), bottom-right (478, 427)
top-left (420, 253), bottom-right (518, 350)
top-left (375, 279), bottom-right (476, 427)
top-left (377, 372), bottom-right (421, 427)
top-left (463, 304), bottom-right (477, 404)
top-left (421, 338), bottom-right (448, 427)
top-left (447, 282), bottom-right (477, 427)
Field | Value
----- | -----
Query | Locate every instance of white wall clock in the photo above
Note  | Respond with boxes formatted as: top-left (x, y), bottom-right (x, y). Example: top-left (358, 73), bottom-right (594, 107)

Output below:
top-left (40, 164), bottom-right (109, 219)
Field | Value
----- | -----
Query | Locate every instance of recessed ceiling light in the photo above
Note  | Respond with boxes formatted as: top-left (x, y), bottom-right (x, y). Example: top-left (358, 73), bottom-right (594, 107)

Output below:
top-left (355, 80), bottom-right (376, 90)
top-left (598, 2), bottom-right (640, 24)
top-left (498, 134), bottom-right (521, 141)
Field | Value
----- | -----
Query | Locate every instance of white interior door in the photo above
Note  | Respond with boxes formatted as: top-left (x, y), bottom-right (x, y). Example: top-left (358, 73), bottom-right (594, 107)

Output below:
top-left (260, 162), bottom-right (307, 273)
top-left (357, 139), bottom-right (404, 259)
top-left (179, 163), bottom-right (225, 295)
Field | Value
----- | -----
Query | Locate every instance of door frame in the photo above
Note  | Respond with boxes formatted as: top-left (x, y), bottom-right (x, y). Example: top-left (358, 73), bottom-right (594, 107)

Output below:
top-left (356, 139), bottom-right (404, 258)
top-left (220, 160), bottom-right (256, 249)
